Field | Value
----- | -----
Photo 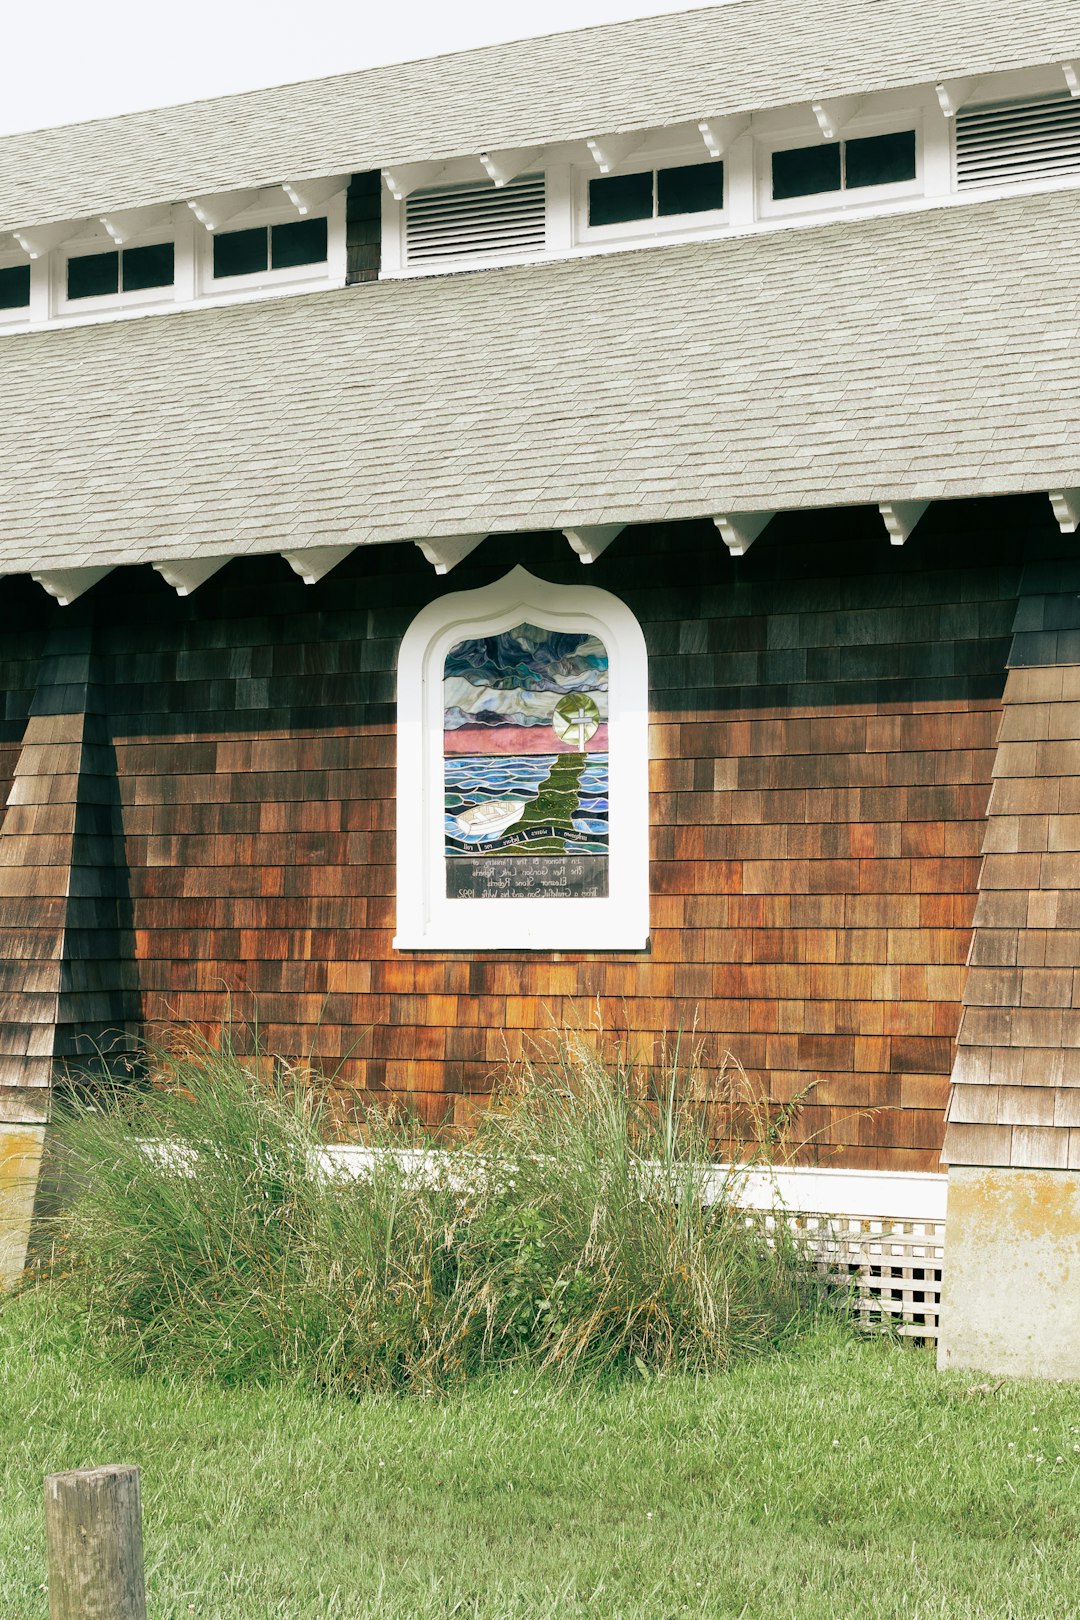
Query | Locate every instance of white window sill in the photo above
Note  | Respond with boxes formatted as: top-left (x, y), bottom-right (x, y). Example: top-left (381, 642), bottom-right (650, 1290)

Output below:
top-left (393, 927), bottom-right (651, 953)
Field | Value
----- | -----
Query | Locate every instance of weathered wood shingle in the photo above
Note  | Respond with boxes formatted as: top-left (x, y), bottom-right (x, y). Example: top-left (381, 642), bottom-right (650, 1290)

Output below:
top-left (944, 566), bottom-right (1080, 1171)
top-left (41, 501), bottom-right (1024, 1170)
top-left (0, 622), bottom-right (139, 1120)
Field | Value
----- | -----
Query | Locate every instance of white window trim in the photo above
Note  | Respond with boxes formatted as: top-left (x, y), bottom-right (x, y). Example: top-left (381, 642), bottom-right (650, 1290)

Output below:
top-left (195, 191), bottom-right (345, 301)
top-left (756, 110), bottom-right (925, 220)
top-left (574, 150), bottom-right (728, 246)
top-left (55, 232), bottom-right (178, 318)
top-left (2, 192), bottom-right (346, 333)
top-left (395, 565), bottom-right (649, 952)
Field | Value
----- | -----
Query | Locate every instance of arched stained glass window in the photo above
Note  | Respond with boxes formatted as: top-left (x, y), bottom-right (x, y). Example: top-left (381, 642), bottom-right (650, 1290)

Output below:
top-left (395, 567), bottom-right (648, 950)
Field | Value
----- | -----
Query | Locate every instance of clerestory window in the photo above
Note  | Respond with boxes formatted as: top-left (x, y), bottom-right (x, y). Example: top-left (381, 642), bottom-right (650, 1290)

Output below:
top-left (66, 243), bottom-right (175, 300)
top-left (588, 160), bottom-right (724, 228)
top-left (0, 263), bottom-right (30, 311)
top-left (212, 217), bottom-right (328, 279)
top-left (770, 130), bottom-right (917, 201)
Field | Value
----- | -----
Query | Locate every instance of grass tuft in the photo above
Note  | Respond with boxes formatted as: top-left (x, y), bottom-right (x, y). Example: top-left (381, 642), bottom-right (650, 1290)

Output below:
top-left (39, 1021), bottom-right (826, 1392)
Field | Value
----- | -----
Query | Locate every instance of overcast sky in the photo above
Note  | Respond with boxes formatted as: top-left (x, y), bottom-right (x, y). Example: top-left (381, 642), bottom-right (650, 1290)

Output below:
top-left (2, 0), bottom-right (719, 137)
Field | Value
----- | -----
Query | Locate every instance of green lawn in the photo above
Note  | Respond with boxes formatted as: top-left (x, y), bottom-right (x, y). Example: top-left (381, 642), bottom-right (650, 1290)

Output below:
top-left (2, 1292), bottom-right (1079, 1619)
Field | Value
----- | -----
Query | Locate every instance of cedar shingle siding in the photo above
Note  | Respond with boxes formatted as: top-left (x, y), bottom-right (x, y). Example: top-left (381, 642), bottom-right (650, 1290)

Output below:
top-left (1, 499), bottom-right (1049, 1167)
top-left (944, 563), bottom-right (1080, 1171)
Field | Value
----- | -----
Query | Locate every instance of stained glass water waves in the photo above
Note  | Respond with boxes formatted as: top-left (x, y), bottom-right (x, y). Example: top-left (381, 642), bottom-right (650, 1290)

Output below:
top-left (445, 754), bottom-right (609, 855)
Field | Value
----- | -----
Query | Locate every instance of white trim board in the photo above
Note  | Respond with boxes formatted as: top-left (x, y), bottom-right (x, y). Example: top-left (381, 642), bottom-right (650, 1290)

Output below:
top-left (732, 1164), bottom-right (947, 1221)
top-left (322, 1145), bottom-right (947, 1222)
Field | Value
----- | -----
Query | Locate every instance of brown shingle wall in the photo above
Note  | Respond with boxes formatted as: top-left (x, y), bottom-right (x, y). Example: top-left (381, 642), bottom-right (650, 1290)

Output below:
top-left (0, 625), bottom-right (93, 1118)
top-left (0, 608), bottom-right (141, 1119)
top-left (0, 743), bottom-right (19, 818)
top-left (944, 560), bottom-right (1080, 1171)
top-left (72, 500), bottom-right (1034, 1170)
top-left (0, 603), bottom-right (76, 1118)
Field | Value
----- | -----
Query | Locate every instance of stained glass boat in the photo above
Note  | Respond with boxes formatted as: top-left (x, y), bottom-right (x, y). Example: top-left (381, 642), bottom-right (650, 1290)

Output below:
top-left (454, 798), bottom-right (527, 838)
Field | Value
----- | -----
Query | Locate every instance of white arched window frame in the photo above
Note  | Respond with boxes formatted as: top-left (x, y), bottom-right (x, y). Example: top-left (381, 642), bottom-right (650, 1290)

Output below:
top-left (394, 566), bottom-right (649, 951)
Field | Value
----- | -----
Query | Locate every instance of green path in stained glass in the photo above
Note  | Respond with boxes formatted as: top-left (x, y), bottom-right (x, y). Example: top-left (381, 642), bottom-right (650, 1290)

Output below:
top-left (513, 751), bottom-right (587, 854)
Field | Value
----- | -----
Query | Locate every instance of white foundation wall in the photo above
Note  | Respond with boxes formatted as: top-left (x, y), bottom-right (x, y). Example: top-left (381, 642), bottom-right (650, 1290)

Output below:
top-left (0, 1124), bottom-right (45, 1288)
top-left (938, 1166), bottom-right (1080, 1380)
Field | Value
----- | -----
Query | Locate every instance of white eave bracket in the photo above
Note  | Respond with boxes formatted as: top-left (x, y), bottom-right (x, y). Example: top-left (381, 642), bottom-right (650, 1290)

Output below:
top-left (152, 556), bottom-right (230, 596)
top-left (99, 204), bottom-right (172, 245)
top-left (586, 134), bottom-right (644, 175)
top-left (697, 115), bottom-right (751, 158)
top-left (187, 191), bottom-right (260, 232)
top-left (281, 545), bottom-right (357, 585)
top-left (563, 524), bottom-right (625, 565)
top-left (1063, 63), bottom-right (1080, 97)
top-left (879, 500), bottom-right (929, 546)
top-left (712, 511), bottom-right (774, 557)
top-left (281, 176), bottom-right (349, 216)
top-left (414, 534), bottom-right (487, 575)
top-left (31, 566), bottom-right (112, 606)
top-left (13, 220), bottom-right (82, 259)
top-left (811, 97), bottom-right (865, 141)
top-left (1050, 489), bottom-right (1080, 534)
top-left (480, 148), bottom-right (542, 188)
top-left (383, 162), bottom-right (449, 201)
top-left (935, 78), bottom-right (983, 118)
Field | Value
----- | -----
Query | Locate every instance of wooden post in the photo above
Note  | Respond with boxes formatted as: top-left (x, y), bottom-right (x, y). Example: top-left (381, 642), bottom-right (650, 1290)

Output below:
top-left (44, 1465), bottom-right (147, 1620)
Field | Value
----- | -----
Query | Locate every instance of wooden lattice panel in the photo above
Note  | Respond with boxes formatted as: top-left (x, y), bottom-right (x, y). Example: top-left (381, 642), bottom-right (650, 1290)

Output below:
top-left (793, 1212), bottom-right (945, 1340)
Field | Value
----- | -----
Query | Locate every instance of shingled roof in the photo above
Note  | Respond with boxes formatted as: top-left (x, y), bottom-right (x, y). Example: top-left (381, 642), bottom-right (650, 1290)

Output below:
top-left (0, 186), bottom-right (1076, 579)
top-left (2, 0), bottom-right (1078, 234)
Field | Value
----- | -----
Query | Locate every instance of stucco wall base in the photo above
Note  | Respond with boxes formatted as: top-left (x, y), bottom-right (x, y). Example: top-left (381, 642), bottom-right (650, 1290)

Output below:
top-left (0, 1125), bottom-right (45, 1289)
top-left (938, 1166), bottom-right (1080, 1380)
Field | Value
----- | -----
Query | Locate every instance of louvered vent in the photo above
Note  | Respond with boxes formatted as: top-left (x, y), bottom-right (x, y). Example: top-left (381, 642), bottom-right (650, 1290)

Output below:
top-left (405, 175), bottom-right (546, 264)
top-left (956, 94), bottom-right (1080, 188)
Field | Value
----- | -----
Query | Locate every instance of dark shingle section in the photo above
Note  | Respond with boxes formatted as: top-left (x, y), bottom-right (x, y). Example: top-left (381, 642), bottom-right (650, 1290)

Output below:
top-left (0, 187), bottom-right (1078, 578)
top-left (1, 0), bottom-right (1077, 232)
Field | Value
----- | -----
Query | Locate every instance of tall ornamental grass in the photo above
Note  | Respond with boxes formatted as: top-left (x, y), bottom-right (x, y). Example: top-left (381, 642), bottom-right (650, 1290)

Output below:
top-left (40, 1025), bottom-right (827, 1392)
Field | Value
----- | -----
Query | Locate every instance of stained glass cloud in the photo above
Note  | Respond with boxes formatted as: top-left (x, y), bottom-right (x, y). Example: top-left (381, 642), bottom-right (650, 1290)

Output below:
top-left (444, 624), bottom-right (608, 753)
